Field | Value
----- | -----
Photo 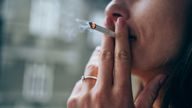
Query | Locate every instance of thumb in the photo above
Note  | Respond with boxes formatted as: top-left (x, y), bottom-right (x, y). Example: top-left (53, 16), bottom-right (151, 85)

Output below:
top-left (134, 74), bottom-right (167, 108)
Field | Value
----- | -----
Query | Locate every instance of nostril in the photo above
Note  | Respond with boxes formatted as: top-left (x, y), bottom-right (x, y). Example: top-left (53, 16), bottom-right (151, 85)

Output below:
top-left (112, 13), bottom-right (122, 17)
top-left (112, 13), bottom-right (123, 22)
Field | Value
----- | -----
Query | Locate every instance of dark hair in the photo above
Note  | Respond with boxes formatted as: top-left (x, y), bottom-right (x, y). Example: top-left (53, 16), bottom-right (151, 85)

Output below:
top-left (161, 3), bottom-right (192, 108)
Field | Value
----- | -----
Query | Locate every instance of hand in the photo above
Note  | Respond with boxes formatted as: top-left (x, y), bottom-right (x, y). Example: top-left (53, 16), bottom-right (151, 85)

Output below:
top-left (67, 17), bottom-right (166, 108)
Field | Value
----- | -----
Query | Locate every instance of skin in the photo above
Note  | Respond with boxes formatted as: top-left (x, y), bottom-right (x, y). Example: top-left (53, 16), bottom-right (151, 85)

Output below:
top-left (105, 0), bottom-right (187, 82)
top-left (67, 0), bottom-right (189, 108)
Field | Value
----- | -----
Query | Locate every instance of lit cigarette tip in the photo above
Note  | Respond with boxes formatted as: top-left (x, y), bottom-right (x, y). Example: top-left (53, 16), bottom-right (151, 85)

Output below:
top-left (88, 21), bottom-right (115, 37)
top-left (89, 22), bottom-right (96, 29)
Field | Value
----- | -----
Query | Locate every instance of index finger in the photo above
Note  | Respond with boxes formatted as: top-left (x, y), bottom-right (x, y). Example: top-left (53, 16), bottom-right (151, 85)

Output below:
top-left (114, 17), bottom-right (132, 90)
top-left (96, 17), bottom-right (115, 89)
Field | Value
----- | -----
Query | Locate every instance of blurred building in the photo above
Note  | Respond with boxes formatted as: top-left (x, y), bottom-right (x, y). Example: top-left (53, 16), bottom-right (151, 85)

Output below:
top-left (0, 0), bottom-right (109, 108)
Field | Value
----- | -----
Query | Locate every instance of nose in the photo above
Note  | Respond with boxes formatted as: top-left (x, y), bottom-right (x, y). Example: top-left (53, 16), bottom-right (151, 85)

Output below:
top-left (105, 0), bottom-right (130, 22)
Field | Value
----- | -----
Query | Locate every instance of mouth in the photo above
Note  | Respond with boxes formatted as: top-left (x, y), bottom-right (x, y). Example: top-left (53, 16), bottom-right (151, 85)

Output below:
top-left (128, 29), bottom-right (137, 41)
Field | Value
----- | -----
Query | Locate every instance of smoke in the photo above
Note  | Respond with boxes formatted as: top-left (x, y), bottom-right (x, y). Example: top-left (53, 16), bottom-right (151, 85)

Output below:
top-left (29, 0), bottom-right (91, 42)
top-left (58, 0), bottom-right (91, 42)
top-left (75, 18), bottom-right (93, 32)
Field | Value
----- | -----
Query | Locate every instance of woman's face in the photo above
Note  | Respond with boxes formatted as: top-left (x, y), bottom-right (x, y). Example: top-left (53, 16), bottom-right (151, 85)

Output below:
top-left (105, 0), bottom-right (188, 74)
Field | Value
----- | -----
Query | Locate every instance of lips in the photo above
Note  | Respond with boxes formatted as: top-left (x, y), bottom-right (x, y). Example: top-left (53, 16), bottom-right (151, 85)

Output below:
top-left (128, 29), bottom-right (137, 41)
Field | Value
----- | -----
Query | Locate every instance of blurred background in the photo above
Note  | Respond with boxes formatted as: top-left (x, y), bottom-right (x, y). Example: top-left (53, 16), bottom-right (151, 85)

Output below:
top-left (0, 0), bottom-right (110, 107)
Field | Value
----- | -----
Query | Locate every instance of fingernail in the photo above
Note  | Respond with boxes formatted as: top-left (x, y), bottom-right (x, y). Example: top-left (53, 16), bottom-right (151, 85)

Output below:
top-left (117, 17), bottom-right (126, 27)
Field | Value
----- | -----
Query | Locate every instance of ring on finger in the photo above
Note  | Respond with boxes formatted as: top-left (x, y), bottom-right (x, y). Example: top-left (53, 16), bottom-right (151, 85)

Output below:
top-left (81, 75), bottom-right (98, 81)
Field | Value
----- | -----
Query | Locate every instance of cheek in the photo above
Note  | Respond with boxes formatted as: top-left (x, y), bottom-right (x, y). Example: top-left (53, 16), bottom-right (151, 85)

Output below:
top-left (130, 0), bottom-right (185, 71)
top-left (132, 34), bottom-right (182, 71)
top-left (132, 19), bottom-right (184, 72)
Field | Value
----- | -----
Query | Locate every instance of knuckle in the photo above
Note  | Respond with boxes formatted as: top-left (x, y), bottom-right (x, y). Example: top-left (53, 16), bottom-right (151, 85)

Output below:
top-left (81, 93), bottom-right (91, 100)
top-left (113, 88), bottom-right (126, 97)
top-left (84, 65), bottom-right (98, 76)
top-left (100, 49), bottom-right (114, 61)
top-left (67, 97), bottom-right (77, 108)
top-left (115, 50), bottom-right (130, 62)
top-left (92, 90), bottom-right (107, 103)
top-left (115, 85), bottom-right (129, 92)
top-left (135, 99), bottom-right (145, 108)
top-left (79, 94), bottom-right (91, 107)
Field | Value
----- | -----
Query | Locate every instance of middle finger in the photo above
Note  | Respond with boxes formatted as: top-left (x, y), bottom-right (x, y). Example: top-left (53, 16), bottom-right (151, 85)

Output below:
top-left (114, 17), bottom-right (132, 89)
top-left (96, 17), bottom-right (115, 90)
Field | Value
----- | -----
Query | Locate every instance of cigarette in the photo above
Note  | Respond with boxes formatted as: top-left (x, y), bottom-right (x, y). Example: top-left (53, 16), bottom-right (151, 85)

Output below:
top-left (76, 19), bottom-right (136, 41)
top-left (89, 22), bottom-right (115, 37)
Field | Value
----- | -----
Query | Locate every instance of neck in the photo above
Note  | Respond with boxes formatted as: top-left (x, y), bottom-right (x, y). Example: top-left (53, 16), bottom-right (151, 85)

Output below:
top-left (132, 68), bottom-right (167, 85)
top-left (132, 68), bottom-right (167, 108)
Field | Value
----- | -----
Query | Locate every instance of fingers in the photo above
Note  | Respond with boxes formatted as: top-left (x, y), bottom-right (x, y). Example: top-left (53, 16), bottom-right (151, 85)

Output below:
top-left (134, 74), bottom-right (167, 108)
top-left (67, 80), bottom-right (82, 108)
top-left (85, 46), bottom-right (100, 69)
top-left (114, 17), bottom-right (132, 89)
top-left (82, 47), bottom-right (100, 90)
top-left (68, 48), bottom-right (100, 108)
top-left (82, 65), bottom-right (98, 90)
top-left (68, 16), bottom-right (166, 108)
top-left (96, 17), bottom-right (115, 89)
top-left (70, 80), bottom-right (83, 96)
